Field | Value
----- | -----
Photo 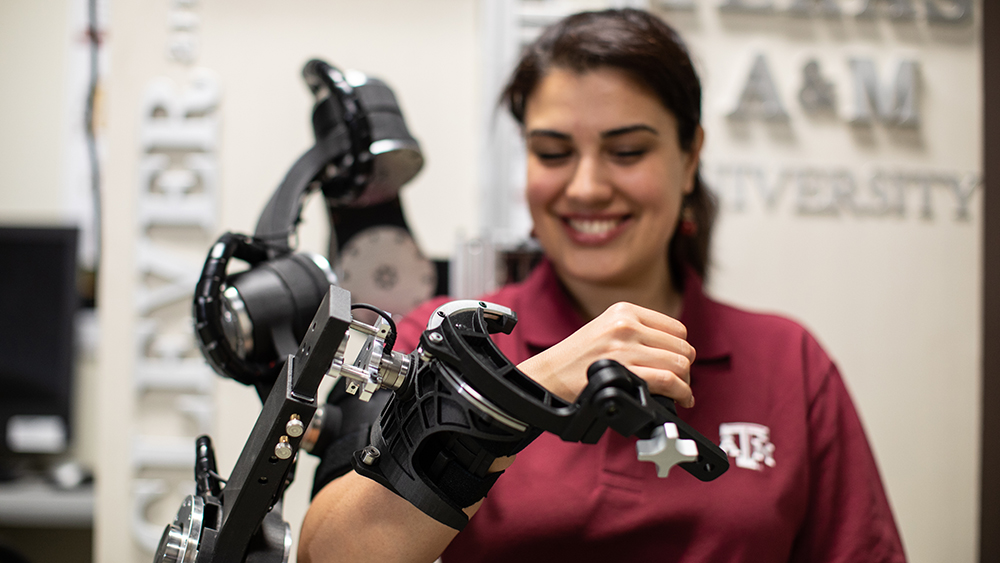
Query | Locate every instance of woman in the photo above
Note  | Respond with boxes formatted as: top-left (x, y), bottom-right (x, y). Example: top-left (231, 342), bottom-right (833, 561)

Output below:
top-left (300, 9), bottom-right (905, 563)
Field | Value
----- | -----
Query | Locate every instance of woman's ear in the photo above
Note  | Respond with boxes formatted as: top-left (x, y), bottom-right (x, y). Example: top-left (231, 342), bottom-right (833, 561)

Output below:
top-left (683, 126), bottom-right (705, 195)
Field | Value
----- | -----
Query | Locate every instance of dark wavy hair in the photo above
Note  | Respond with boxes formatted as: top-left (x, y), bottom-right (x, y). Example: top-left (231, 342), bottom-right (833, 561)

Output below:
top-left (501, 8), bottom-right (716, 288)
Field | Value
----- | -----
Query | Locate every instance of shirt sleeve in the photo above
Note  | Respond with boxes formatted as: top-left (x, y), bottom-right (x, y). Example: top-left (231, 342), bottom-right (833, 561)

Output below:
top-left (789, 334), bottom-right (907, 563)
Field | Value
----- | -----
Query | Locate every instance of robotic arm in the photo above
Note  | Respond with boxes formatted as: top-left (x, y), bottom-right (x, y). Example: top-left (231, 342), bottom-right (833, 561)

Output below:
top-left (156, 289), bottom-right (728, 562)
top-left (154, 59), bottom-right (728, 563)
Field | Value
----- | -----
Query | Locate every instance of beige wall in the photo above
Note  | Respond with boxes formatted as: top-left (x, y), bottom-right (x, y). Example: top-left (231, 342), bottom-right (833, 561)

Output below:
top-left (0, 1), bottom-right (984, 563)
top-left (0, 0), bottom-right (70, 222)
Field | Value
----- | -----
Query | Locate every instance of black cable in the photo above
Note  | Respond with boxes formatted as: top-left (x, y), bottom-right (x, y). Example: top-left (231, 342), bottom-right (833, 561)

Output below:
top-left (208, 469), bottom-right (228, 485)
top-left (350, 303), bottom-right (397, 354)
top-left (84, 0), bottom-right (102, 303)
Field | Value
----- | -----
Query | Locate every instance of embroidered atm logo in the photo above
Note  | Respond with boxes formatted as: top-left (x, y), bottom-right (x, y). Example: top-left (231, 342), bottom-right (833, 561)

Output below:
top-left (719, 423), bottom-right (776, 471)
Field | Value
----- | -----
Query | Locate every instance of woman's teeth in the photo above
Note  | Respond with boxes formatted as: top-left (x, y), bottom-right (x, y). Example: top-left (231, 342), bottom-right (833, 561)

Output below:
top-left (567, 218), bottom-right (621, 234)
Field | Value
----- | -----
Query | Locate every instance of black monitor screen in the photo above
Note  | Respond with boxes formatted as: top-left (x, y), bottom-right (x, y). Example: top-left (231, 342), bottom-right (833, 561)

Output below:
top-left (0, 226), bottom-right (78, 458)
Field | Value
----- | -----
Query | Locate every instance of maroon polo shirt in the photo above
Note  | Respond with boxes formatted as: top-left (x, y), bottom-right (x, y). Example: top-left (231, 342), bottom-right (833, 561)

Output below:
top-left (395, 260), bottom-right (906, 563)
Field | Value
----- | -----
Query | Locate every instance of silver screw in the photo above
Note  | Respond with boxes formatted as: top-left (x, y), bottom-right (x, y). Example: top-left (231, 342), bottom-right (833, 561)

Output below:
top-left (428, 332), bottom-right (443, 343)
top-left (361, 445), bottom-right (381, 466)
top-left (286, 414), bottom-right (305, 437)
top-left (274, 436), bottom-right (293, 460)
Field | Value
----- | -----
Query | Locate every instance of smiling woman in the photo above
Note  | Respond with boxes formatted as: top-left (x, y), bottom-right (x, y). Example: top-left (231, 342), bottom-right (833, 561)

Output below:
top-left (300, 9), bottom-right (907, 563)
top-left (522, 67), bottom-right (701, 320)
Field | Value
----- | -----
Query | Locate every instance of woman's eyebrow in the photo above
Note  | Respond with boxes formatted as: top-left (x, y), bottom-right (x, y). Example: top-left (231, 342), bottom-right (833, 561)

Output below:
top-left (601, 124), bottom-right (658, 138)
top-left (527, 129), bottom-right (571, 140)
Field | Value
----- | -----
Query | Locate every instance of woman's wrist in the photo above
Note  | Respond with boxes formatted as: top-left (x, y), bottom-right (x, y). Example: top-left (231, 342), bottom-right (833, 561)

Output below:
top-left (518, 354), bottom-right (577, 402)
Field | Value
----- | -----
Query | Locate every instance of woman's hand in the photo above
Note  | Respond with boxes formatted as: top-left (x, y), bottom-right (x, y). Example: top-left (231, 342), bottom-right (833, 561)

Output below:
top-left (517, 302), bottom-right (696, 407)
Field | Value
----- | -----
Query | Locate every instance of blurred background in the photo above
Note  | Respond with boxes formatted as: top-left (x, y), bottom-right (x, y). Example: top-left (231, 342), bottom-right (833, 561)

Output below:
top-left (0, 1), bottom-right (990, 562)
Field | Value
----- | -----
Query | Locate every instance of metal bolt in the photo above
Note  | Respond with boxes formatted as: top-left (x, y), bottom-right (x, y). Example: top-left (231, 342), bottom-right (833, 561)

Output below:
top-left (361, 445), bottom-right (380, 466)
top-left (274, 436), bottom-right (293, 460)
top-left (428, 332), bottom-right (443, 343)
top-left (418, 347), bottom-right (433, 362)
top-left (286, 414), bottom-right (305, 437)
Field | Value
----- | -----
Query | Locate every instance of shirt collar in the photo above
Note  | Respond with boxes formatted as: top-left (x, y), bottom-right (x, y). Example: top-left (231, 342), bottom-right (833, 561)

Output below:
top-left (679, 269), bottom-right (732, 363)
top-left (516, 259), bottom-right (586, 350)
top-left (517, 260), bottom-right (732, 363)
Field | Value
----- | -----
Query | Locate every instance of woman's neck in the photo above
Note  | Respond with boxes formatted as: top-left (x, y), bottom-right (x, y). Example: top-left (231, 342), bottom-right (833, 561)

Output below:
top-left (557, 264), bottom-right (684, 322)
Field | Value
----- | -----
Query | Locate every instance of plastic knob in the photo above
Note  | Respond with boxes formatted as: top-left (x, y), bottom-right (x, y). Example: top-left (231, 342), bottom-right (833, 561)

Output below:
top-left (636, 422), bottom-right (698, 478)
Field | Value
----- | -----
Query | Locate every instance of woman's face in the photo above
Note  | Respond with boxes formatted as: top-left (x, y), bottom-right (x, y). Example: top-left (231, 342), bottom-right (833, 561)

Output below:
top-left (523, 67), bottom-right (702, 288)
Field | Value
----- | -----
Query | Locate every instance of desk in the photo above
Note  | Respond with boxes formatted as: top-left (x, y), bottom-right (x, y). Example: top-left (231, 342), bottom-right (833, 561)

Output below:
top-left (0, 480), bottom-right (93, 527)
top-left (0, 480), bottom-right (93, 563)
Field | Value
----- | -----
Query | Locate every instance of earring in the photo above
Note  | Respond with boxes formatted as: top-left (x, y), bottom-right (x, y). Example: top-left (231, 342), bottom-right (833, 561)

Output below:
top-left (680, 206), bottom-right (697, 237)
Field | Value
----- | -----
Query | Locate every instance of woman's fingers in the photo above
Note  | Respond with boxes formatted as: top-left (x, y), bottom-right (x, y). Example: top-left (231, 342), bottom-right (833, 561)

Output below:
top-left (588, 303), bottom-right (697, 407)
top-left (605, 301), bottom-right (688, 340)
top-left (518, 302), bottom-right (697, 405)
top-left (635, 330), bottom-right (696, 366)
top-left (627, 365), bottom-right (695, 408)
top-left (601, 304), bottom-right (692, 356)
top-left (607, 345), bottom-right (692, 385)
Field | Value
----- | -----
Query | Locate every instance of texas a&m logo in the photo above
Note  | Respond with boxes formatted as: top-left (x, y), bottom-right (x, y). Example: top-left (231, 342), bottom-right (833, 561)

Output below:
top-left (719, 423), bottom-right (776, 471)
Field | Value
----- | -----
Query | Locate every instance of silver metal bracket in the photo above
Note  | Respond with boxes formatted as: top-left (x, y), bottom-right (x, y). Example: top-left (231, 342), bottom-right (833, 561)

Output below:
top-left (327, 316), bottom-right (409, 402)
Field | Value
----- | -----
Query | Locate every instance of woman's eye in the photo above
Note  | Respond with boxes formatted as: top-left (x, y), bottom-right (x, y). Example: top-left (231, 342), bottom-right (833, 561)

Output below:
top-left (535, 151), bottom-right (572, 162)
top-left (612, 149), bottom-right (647, 160)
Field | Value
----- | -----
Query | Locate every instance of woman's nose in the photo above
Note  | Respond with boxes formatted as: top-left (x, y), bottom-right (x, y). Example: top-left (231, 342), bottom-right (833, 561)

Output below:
top-left (564, 155), bottom-right (613, 203)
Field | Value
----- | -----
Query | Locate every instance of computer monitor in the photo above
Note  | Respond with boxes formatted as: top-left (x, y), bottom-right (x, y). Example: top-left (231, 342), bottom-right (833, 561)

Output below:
top-left (0, 226), bottom-right (79, 475)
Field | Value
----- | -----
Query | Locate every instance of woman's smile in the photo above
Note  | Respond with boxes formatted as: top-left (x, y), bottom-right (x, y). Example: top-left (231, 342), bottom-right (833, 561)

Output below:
top-left (561, 214), bottom-right (632, 244)
top-left (523, 66), bottom-right (701, 289)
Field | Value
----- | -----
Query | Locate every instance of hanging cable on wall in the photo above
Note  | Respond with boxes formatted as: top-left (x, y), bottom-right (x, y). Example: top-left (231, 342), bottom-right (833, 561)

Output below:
top-left (83, 0), bottom-right (102, 305)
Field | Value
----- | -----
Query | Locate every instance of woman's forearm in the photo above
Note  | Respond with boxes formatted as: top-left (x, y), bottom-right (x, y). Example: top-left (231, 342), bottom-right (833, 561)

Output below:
top-left (299, 451), bottom-right (515, 563)
top-left (299, 471), bottom-right (468, 563)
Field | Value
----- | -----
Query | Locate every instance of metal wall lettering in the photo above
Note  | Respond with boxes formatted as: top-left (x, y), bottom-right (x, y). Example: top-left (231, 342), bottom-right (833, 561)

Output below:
top-left (673, 0), bottom-right (974, 23)
top-left (708, 164), bottom-right (981, 220)
top-left (798, 60), bottom-right (837, 116)
top-left (654, 0), bottom-right (695, 10)
top-left (727, 54), bottom-right (922, 128)
top-left (719, 0), bottom-right (777, 14)
top-left (848, 58), bottom-right (921, 128)
top-left (925, 0), bottom-right (973, 24)
top-left (787, 0), bottom-right (841, 17)
top-left (728, 54), bottom-right (791, 122)
top-left (130, 0), bottom-right (221, 554)
top-left (856, 0), bottom-right (917, 20)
